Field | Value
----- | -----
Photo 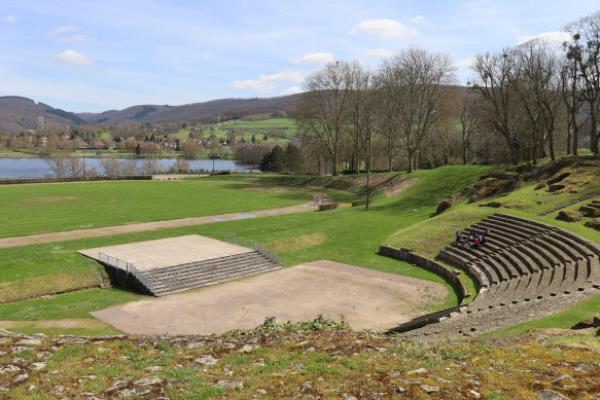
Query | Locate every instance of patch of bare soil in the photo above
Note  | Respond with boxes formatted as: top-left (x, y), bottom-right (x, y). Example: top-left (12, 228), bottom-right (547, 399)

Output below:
top-left (92, 260), bottom-right (447, 335)
top-left (381, 177), bottom-right (418, 197)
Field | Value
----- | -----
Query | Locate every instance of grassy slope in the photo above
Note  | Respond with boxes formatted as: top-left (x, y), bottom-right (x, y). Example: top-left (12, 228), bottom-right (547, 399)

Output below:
top-left (0, 165), bottom-right (489, 326)
top-left (388, 164), bottom-right (600, 334)
top-left (0, 179), bottom-right (309, 238)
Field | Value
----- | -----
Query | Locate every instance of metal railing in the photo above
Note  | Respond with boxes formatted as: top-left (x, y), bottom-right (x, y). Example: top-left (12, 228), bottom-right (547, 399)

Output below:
top-left (98, 252), bottom-right (154, 291)
top-left (223, 235), bottom-right (281, 266)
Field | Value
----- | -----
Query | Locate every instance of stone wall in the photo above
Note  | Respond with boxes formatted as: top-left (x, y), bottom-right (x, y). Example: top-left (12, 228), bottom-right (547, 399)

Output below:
top-left (378, 245), bottom-right (469, 305)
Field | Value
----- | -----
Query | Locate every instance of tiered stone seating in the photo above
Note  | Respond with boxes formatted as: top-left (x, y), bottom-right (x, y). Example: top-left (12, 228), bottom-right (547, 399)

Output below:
top-left (401, 213), bottom-right (600, 337)
top-left (580, 199), bottom-right (600, 218)
top-left (137, 251), bottom-right (280, 296)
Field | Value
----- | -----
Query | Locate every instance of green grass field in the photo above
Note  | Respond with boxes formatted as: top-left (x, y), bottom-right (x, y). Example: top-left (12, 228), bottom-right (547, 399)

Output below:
top-left (0, 161), bottom-right (599, 337)
top-left (0, 165), bottom-right (489, 326)
top-left (0, 179), bottom-right (310, 238)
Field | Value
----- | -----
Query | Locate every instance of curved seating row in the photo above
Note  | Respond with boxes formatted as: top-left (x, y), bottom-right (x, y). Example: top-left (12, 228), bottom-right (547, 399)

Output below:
top-left (403, 213), bottom-right (600, 337)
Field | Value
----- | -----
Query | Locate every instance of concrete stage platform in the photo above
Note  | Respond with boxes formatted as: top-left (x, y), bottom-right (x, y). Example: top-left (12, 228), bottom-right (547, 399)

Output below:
top-left (78, 234), bottom-right (252, 272)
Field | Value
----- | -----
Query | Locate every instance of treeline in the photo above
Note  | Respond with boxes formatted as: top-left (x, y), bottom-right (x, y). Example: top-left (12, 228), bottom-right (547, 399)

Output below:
top-left (294, 11), bottom-right (600, 176)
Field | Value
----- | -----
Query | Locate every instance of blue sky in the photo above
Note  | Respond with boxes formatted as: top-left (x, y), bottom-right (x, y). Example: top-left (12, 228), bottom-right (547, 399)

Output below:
top-left (1, 0), bottom-right (599, 112)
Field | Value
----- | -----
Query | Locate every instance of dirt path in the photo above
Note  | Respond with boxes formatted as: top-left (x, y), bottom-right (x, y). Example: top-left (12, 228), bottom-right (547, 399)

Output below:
top-left (0, 202), bottom-right (317, 249)
top-left (0, 319), bottom-right (107, 330)
top-left (92, 260), bottom-right (447, 335)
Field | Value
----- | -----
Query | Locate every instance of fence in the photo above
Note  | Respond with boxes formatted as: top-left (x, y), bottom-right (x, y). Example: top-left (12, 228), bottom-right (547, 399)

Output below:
top-left (98, 252), bottom-right (153, 292)
top-left (223, 235), bottom-right (281, 266)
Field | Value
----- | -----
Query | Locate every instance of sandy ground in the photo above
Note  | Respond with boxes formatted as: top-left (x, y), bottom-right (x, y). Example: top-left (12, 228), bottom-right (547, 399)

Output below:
top-left (91, 260), bottom-right (447, 335)
top-left (0, 202), bottom-right (316, 249)
top-left (79, 235), bottom-right (252, 271)
top-left (0, 319), bottom-right (107, 330)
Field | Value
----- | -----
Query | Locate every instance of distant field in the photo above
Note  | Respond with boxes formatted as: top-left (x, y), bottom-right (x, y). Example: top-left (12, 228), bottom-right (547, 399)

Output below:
top-left (0, 178), bottom-right (309, 238)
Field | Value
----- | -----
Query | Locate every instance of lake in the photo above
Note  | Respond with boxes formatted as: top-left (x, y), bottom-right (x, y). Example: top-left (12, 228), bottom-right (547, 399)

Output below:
top-left (0, 157), bottom-right (260, 179)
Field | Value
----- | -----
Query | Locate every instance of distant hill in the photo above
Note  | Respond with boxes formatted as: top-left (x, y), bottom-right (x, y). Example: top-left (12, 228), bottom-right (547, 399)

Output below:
top-left (0, 94), bottom-right (302, 135)
top-left (0, 96), bottom-right (85, 135)
top-left (77, 95), bottom-right (302, 125)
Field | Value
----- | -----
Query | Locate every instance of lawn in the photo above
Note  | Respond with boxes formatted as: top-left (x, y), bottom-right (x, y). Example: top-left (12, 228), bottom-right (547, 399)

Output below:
top-left (0, 178), bottom-right (310, 238)
top-left (0, 165), bottom-right (489, 325)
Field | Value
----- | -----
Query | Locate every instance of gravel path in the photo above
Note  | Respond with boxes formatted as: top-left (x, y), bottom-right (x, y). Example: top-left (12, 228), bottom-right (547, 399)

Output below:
top-left (0, 202), bottom-right (317, 248)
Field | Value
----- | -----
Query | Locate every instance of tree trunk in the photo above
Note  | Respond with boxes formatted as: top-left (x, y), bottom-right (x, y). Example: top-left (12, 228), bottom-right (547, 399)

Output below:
top-left (591, 110), bottom-right (599, 155)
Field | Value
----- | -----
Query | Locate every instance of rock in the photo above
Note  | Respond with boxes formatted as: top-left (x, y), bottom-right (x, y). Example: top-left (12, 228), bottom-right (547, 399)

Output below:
top-left (556, 210), bottom-right (581, 222)
top-left (195, 355), bottom-right (219, 366)
top-left (118, 388), bottom-right (138, 398)
top-left (420, 384), bottom-right (440, 393)
top-left (145, 366), bottom-right (163, 372)
top-left (0, 351), bottom-right (6, 356)
top-left (28, 362), bottom-right (47, 371)
top-left (548, 184), bottom-right (566, 192)
top-left (395, 386), bottom-right (406, 393)
top-left (536, 389), bottom-right (569, 400)
top-left (15, 338), bottom-right (43, 347)
top-left (585, 219), bottom-right (600, 232)
top-left (256, 388), bottom-right (267, 395)
top-left (434, 198), bottom-right (453, 216)
top-left (215, 380), bottom-right (243, 390)
top-left (13, 373), bottom-right (29, 384)
top-left (0, 364), bottom-right (21, 374)
top-left (571, 316), bottom-right (600, 330)
top-left (480, 201), bottom-right (503, 208)
top-left (239, 344), bottom-right (258, 353)
top-left (406, 367), bottom-right (428, 375)
top-left (134, 376), bottom-right (163, 386)
top-left (469, 389), bottom-right (481, 398)
top-left (547, 172), bottom-right (570, 185)
top-left (301, 381), bottom-right (313, 392)
top-left (50, 385), bottom-right (65, 396)
top-left (342, 395), bottom-right (358, 400)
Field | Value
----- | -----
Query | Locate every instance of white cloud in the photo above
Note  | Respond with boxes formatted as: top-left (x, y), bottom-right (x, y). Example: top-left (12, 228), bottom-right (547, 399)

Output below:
top-left (410, 15), bottom-right (425, 24)
top-left (55, 49), bottom-right (93, 65)
top-left (364, 48), bottom-right (395, 58)
top-left (49, 25), bottom-right (78, 36)
top-left (455, 58), bottom-right (475, 69)
top-left (291, 52), bottom-right (334, 65)
top-left (64, 34), bottom-right (89, 43)
top-left (353, 19), bottom-right (417, 39)
top-left (518, 31), bottom-right (571, 45)
top-left (4, 15), bottom-right (17, 23)
top-left (231, 70), bottom-right (304, 92)
top-left (284, 86), bottom-right (303, 95)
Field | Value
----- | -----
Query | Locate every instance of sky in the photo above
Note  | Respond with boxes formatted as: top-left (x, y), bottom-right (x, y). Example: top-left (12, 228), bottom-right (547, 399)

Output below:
top-left (1, 0), bottom-right (599, 112)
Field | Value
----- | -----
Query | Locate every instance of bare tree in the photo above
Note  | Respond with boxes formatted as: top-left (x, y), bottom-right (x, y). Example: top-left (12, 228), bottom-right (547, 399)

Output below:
top-left (565, 12), bottom-right (600, 154)
top-left (473, 50), bottom-right (523, 164)
top-left (298, 61), bottom-right (354, 175)
top-left (560, 35), bottom-right (585, 155)
top-left (514, 40), bottom-right (563, 163)
top-left (386, 48), bottom-right (455, 172)
top-left (458, 88), bottom-right (481, 164)
top-left (374, 61), bottom-right (403, 171)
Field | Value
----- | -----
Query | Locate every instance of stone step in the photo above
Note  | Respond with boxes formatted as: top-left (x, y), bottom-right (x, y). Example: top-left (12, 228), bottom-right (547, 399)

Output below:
top-left (145, 254), bottom-right (271, 280)
top-left (151, 263), bottom-right (280, 296)
top-left (148, 258), bottom-right (276, 287)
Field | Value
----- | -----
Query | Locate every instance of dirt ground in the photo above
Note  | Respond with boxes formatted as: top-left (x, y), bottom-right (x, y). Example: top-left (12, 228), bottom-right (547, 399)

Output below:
top-left (91, 260), bottom-right (447, 335)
